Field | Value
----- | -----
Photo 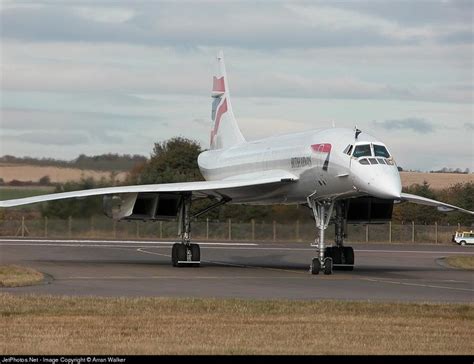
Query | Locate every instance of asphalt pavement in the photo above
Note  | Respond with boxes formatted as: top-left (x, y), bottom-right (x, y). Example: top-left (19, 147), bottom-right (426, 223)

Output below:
top-left (1, 239), bottom-right (473, 302)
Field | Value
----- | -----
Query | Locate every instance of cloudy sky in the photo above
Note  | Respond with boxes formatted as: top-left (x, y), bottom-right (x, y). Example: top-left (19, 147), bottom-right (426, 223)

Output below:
top-left (1, 0), bottom-right (472, 171)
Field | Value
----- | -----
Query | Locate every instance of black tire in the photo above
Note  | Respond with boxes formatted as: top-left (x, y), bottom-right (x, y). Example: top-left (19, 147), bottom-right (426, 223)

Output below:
top-left (323, 257), bottom-right (333, 275)
top-left (324, 246), bottom-right (343, 266)
top-left (343, 247), bottom-right (354, 265)
top-left (310, 258), bottom-right (320, 275)
top-left (191, 244), bottom-right (201, 267)
top-left (460, 240), bottom-right (466, 246)
top-left (175, 244), bottom-right (187, 267)
top-left (171, 243), bottom-right (178, 267)
top-left (334, 247), bottom-right (354, 271)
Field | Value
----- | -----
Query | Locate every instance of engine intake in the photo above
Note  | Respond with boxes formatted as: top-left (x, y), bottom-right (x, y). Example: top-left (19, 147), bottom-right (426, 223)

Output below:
top-left (345, 197), bottom-right (393, 224)
top-left (103, 192), bottom-right (183, 221)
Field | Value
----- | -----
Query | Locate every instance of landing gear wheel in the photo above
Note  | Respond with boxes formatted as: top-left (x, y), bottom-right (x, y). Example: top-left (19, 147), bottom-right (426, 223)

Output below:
top-left (310, 258), bottom-right (321, 275)
top-left (190, 243), bottom-right (201, 267)
top-left (172, 243), bottom-right (187, 267)
top-left (325, 247), bottom-right (342, 265)
top-left (341, 246), bottom-right (354, 271)
top-left (323, 257), bottom-right (333, 275)
top-left (171, 243), bottom-right (178, 267)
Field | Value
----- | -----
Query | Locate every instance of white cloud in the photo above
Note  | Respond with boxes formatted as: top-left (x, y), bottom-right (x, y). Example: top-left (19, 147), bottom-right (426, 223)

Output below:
top-left (74, 6), bottom-right (135, 24)
top-left (285, 4), bottom-right (433, 40)
top-left (0, 1), bottom-right (472, 170)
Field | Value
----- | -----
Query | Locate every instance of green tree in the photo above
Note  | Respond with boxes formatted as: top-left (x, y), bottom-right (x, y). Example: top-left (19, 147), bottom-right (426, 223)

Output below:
top-left (129, 137), bottom-right (204, 184)
top-left (437, 182), bottom-right (474, 226)
top-left (393, 181), bottom-right (444, 224)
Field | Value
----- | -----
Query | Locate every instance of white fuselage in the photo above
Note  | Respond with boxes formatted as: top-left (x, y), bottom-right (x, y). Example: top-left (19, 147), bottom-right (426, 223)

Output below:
top-left (198, 128), bottom-right (402, 204)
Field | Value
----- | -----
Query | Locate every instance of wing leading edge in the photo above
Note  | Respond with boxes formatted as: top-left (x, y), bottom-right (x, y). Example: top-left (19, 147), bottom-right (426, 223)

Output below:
top-left (399, 192), bottom-right (474, 215)
top-left (0, 171), bottom-right (298, 208)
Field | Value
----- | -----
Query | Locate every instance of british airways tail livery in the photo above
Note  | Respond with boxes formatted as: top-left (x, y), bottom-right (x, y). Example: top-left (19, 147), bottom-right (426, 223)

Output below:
top-left (1, 52), bottom-right (472, 275)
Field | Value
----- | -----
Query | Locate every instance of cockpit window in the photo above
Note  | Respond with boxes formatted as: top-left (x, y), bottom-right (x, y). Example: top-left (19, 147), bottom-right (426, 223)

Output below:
top-left (353, 144), bottom-right (372, 158)
top-left (343, 144), bottom-right (353, 155)
top-left (373, 145), bottom-right (390, 158)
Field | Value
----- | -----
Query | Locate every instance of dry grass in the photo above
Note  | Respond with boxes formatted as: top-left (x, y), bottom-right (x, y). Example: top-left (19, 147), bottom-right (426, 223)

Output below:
top-left (400, 172), bottom-right (473, 190)
top-left (0, 294), bottom-right (472, 355)
top-left (0, 266), bottom-right (44, 287)
top-left (445, 256), bottom-right (474, 270)
top-left (0, 164), bottom-right (127, 184)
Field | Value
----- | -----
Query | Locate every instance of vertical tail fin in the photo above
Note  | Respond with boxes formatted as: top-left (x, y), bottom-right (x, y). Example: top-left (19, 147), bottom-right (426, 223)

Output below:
top-left (210, 51), bottom-right (245, 150)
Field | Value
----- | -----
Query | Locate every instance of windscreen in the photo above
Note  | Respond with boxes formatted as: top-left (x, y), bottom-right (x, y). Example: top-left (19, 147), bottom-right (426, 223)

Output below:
top-left (353, 144), bottom-right (372, 158)
top-left (373, 145), bottom-right (390, 158)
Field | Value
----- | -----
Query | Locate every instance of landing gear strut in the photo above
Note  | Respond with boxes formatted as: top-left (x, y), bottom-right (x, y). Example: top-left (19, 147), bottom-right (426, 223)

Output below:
top-left (307, 196), bottom-right (334, 275)
top-left (171, 195), bottom-right (229, 267)
top-left (171, 194), bottom-right (200, 267)
top-left (307, 197), bottom-right (355, 275)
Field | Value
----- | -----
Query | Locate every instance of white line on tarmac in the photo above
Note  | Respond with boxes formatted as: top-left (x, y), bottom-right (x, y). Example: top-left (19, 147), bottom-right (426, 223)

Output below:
top-left (0, 239), bottom-right (257, 246)
top-left (1, 240), bottom-right (473, 255)
top-left (355, 249), bottom-right (474, 255)
top-left (136, 248), bottom-right (248, 268)
top-left (59, 275), bottom-right (307, 280)
top-left (136, 248), bottom-right (305, 274)
top-left (200, 247), bottom-right (474, 255)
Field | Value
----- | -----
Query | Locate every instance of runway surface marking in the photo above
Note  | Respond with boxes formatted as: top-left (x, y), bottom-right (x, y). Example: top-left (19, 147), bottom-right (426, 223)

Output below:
top-left (0, 239), bottom-right (257, 246)
top-left (135, 248), bottom-right (471, 290)
top-left (362, 277), bottom-right (474, 292)
top-left (58, 275), bottom-right (309, 280)
top-left (1, 239), bottom-right (473, 255)
top-left (137, 248), bottom-right (308, 275)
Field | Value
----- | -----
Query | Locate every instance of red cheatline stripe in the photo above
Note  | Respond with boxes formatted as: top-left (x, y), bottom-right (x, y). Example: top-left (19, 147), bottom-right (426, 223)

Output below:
top-left (210, 98), bottom-right (228, 144)
top-left (213, 76), bottom-right (225, 92)
top-left (311, 143), bottom-right (332, 153)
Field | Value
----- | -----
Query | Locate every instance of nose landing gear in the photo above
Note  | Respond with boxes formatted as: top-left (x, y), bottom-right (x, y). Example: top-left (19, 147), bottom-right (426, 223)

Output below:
top-left (307, 197), bottom-right (354, 275)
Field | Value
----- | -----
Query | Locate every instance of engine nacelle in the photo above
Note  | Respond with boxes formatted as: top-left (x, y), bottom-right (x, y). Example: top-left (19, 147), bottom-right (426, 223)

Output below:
top-left (103, 192), bottom-right (183, 221)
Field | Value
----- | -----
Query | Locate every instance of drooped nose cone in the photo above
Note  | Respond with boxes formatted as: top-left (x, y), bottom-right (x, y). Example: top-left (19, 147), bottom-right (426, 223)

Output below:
top-left (351, 161), bottom-right (402, 200)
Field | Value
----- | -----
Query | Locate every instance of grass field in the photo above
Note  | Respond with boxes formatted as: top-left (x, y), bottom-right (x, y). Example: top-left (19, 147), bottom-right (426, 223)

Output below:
top-left (0, 265), bottom-right (44, 287)
top-left (0, 294), bottom-right (472, 355)
top-left (0, 186), bottom-right (56, 200)
top-left (400, 171), bottom-right (473, 189)
top-left (0, 163), bottom-right (127, 184)
top-left (445, 256), bottom-right (474, 270)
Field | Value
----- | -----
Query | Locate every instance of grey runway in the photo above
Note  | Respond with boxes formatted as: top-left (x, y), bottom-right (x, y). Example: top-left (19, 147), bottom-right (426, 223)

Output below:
top-left (0, 239), bottom-right (473, 302)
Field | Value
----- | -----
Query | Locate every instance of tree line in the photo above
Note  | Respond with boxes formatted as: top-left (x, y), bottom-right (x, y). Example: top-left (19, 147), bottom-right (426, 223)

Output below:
top-left (0, 154), bottom-right (147, 172)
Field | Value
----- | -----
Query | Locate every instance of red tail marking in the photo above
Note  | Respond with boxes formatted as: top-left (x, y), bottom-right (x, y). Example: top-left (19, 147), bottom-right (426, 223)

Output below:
top-left (212, 76), bottom-right (225, 93)
top-left (210, 98), bottom-right (228, 145)
top-left (311, 144), bottom-right (332, 153)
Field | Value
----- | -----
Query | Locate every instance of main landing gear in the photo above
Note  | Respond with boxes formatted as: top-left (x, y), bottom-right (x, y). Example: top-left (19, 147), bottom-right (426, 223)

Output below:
top-left (171, 194), bottom-right (228, 267)
top-left (307, 197), bottom-right (355, 275)
top-left (171, 194), bottom-right (200, 267)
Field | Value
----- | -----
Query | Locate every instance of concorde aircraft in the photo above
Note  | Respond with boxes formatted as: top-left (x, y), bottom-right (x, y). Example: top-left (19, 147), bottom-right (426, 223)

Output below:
top-left (1, 52), bottom-right (472, 274)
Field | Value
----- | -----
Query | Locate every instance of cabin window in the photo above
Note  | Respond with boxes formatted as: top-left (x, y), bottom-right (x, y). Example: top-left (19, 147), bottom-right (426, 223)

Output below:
top-left (353, 144), bottom-right (372, 158)
top-left (374, 145), bottom-right (390, 158)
